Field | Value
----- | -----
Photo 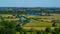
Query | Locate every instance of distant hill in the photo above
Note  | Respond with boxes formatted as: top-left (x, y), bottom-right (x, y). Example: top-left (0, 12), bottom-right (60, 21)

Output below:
top-left (0, 7), bottom-right (60, 14)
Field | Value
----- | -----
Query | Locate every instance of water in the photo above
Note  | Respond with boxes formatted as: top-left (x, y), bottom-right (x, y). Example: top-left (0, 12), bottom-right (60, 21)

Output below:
top-left (27, 14), bottom-right (41, 16)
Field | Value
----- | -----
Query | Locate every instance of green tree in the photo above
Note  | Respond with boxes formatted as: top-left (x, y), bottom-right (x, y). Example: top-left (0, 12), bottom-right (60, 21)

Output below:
top-left (45, 27), bottom-right (51, 33)
top-left (0, 21), bottom-right (16, 34)
top-left (23, 31), bottom-right (27, 34)
top-left (15, 25), bottom-right (23, 32)
top-left (53, 28), bottom-right (60, 34)
top-left (36, 31), bottom-right (41, 34)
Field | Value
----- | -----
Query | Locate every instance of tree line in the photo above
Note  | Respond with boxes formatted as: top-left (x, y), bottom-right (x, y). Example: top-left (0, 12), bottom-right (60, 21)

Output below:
top-left (0, 7), bottom-right (60, 14)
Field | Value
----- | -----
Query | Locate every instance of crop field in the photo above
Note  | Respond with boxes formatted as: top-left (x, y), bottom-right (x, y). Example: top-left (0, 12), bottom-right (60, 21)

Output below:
top-left (0, 14), bottom-right (60, 26)
top-left (0, 14), bottom-right (60, 34)
top-left (22, 14), bottom-right (60, 31)
top-left (23, 19), bottom-right (60, 30)
top-left (23, 19), bottom-right (53, 27)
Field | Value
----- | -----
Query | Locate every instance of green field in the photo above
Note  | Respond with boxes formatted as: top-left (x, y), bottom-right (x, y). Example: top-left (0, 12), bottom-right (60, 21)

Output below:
top-left (0, 14), bottom-right (60, 34)
top-left (0, 14), bottom-right (60, 26)
top-left (23, 19), bottom-right (53, 27)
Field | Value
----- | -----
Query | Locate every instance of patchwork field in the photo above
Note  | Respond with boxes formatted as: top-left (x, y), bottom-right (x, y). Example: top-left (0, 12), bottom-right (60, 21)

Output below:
top-left (22, 14), bottom-right (60, 30)
top-left (0, 14), bottom-right (60, 34)
top-left (0, 14), bottom-right (60, 30)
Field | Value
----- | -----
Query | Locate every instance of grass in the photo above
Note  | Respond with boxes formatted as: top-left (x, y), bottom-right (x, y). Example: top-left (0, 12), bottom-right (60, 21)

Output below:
top-left (0, 14), bottom-right (12, 17)
top-left (16, 32), bottom-right (20, 34)
top-left (22, 19), bottom-right (53, 30)
top-left (56, 23), bottom-right (60, 27)
top-left (0, 14), bottom-right (60, 27)
top-left (0, 14), bottom-right (60, 34)
top-left (0, 14), bottom-right (60, 30)
top-left (4, 18), bottom-right (19, 21)
top-left (23, 19), bottom-right (60, 30)
top-left (23, 19), bottom-right (53, 27)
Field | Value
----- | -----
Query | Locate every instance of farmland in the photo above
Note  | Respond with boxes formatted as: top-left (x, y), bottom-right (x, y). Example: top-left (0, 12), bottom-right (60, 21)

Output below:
top-left (0, 7), bottom-right (60, 34)
top-left (0, 14), bottom-right (60, 29)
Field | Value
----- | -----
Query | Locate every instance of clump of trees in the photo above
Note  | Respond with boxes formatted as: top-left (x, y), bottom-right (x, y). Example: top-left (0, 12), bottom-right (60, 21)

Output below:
top-left (0, 21), bottom-right (23, 34)
top-left (52, 20), bottom-right (57, 27)
top-left (0, 21), bottom-right (16, 34)
top-left (52, 27), bottom-right (60, 34)
top-left (0, 20), bottom-right (60, 34)
top-left (22, 27), bottom-right (60, 34)
top-left (45, 27), bottom-right (51, 33)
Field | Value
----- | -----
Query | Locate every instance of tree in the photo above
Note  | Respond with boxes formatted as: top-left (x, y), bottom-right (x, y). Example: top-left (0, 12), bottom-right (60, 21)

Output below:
top-left (15, 24), bottom-right (23, 34)
top-left (45, 27), bottom-right (51, 33)
top-left (52, 22), bottom-right (57, 27)
top-left (23, 31), bottom-right (27, 34)
top-left (29, 28), bottom-right (35, 34)
top-left (53, 27), bottom-right (60, 34)
top-left (15, 25), bottom-right (23, 32)
top-left (0, 21), bottom-right (16, 34)
top-left (36, 31), bottom-right (41, 34)
top-left (1, 21), bottom-right (16, 29)
top-left (42, 31), bottom-right (48, 34)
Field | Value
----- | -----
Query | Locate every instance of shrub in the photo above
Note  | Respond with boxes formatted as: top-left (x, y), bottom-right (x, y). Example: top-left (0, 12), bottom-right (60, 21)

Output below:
top-left (45, 27), bottom-right (51, 33)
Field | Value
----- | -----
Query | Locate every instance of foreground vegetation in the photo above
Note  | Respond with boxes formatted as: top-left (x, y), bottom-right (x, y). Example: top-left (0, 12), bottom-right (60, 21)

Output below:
top-left (0, 21), bottom-right (60, 34)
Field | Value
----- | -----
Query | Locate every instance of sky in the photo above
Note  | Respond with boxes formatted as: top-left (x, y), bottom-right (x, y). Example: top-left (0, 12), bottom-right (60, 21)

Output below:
top-left (0, 0), bottom-right (60, 7)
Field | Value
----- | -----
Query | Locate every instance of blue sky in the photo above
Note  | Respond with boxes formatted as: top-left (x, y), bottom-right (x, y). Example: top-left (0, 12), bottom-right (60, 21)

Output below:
top-left (0, 0), bottom-right (60, 7)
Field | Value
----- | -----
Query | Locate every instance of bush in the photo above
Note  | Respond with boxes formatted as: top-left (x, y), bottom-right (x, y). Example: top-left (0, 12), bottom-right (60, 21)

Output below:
top-left (36, 31), bottom-right (41, 34)
top-left (0, 21), bottom-right (17, 34)
top-left (0, 27), bottom-right (16, 34)
top-left (23, 31), bottom-right (27, 34)
top-left (52, 27), bottom-right (60, 34)
top-left (15, 25), bottom-right (23, 32)
top-left (52, 22), bottom-right (57, 27)
top-left (45, 27), bottom-right (51, 33)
